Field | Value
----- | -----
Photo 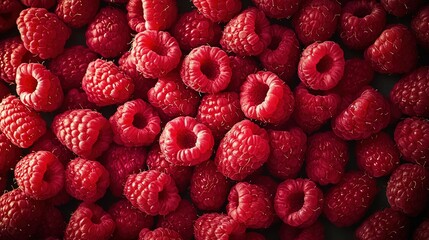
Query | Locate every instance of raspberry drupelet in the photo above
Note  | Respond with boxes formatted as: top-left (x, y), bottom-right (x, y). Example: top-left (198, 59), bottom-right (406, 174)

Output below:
top-left (194, 213), bottom-right (246, 240)
top-left (191, 0), bottom-right (241, 23)
top-left (126, 0), bottom-right (178, 32)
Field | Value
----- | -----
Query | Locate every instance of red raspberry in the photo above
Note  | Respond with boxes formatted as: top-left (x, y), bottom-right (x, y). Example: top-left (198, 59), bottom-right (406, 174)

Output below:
top-left (48, 45), bottom-right (98, 91)
top-left (86, 7), bottom-right (131, 58)
top-left (279, 221), bottom-right (324, 240)
top-left (386, 163), bottom-right (429, 216)
top-left (157, 200), bottom-right (197, 239)
top-left (390, 67), bottom-right (429, 118)
top-left (131, 30), bottom-right (181, 79)
top-left (50, 188), bottom-right (71, 206)
top-left (215, 120), bottom-right (270, 181)
top-left (139, 227), bottom-right (182, 240)
top-left (36, 205), bottom-right (66, 239)
top-left (339, 0), bottom-right (386, 50)
top-left (126, 0), bottom-right (177, 32)
top-left (220, 7), bottom-right (271, 56)
top-left (17, 8), bottom-right (71, 59)
top-left (267, 128), bottom-right (307, 180)
top-left (274, 179), bottom-right (323, 228)
top-left (65, 202), bottom-right (115, 240)
top-left (181, 45), bottom-right (231, 93)
top-left (109, 199), bottom-right (154, 240)
top-left (292, 0), bottom-right (341, 46)
top-left (334, 58), bottom-right (374, 96)
top-left (196, 92), bottom-right (244, 140)
top-left (20, 0), bottom-right (56, 8)
top-left (252, 0), bottom-right (301, 19)
top-left (190, 161), bottom-right (231, 211)
top-left (82, 59), bottom-right (134, 106)
top-left (246, 174), bottom-right (279, 199)
top-left (159, 116), bottom-right (214, 166)
top-left (0, 133), bottom-right (22, 174)
top-left (60, 88), bottom-right (97, 112)
top-left (0, 0), bottom-right (23, 33)
top-left (16, 63), bottom-right (63, 112)
top-left (172, 10), bottom-right (221, 51)
top-left (332, 88), bottom-right (391, 140)
top-left (365, 24), bottom-right (417, 74)
top-left (412, 6), bottom-right (429, 50)
top-left (52, 109), bottom-right (113, 159)
top-left (124, 170), bottom-right (181, 216)
top-left (323, 171), bottom-right (377, 227)
top-left (65, 157), bottom-right (110, 202)
top-left (225, 56), bottom-right (258, 92)
top-left (56, 0), bottom-right (100, 28)
top-left (30, 130), bottom-right (74, 166)
top-left (355, 208), bottom-right (410, 240)
top-left (227, 182), bottom-right (275, 228)
top-left (0, 95), bottom-right (46, 148)
top-left (394, 117), bottom-right (429, 166)
top-left (192, 0), bottom-right (241, 23)
top-left (194, 213), bottom-right (246, 240)
top-left (414, 219), bottom-right (429, 240)
top-left (102, 144), bottom-right (147, 197)
top-left (381, 0), bottom-right (422, 17)
top-left (298, 41), bottom-right (345, 91)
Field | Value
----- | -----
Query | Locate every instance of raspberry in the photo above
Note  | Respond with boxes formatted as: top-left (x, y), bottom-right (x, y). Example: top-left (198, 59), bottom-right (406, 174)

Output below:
top-left (339, 0), bottom-right (386, 50)
top-left (52, 109), bottom-right (113, 159)
top-left (279, 221), bottom-right (325, 240)
top-left (181, 45), bottom-right (231, 93)
top-left (60, 88), bottom-right (97, 112)
top-left (252, 0), bottom-right (301, 19)
top-left (0, 82), bottom-right (9, 99)
top-left (131, 30), bottom-right (182, 79)
top-left (323, 171), bottom-right (377, 227)
top-left (365, 24), bottom-right (417, 74)
top-left (259, 25), bottom-right (300, 82)
top-left (172, 10), bottom-right (221, 51)
top-left (157, 200), bottom-right (197, 239)
top-left (56, 0), bottom-right (100, 28)
top-left (65, 158), bottom-right (110, 202)
top-left (246, 174), bottom-right (279, 199)
top-left (334, 58), bottom-right (374, 96)
top-left (124, 170), bottom-right (181, 216)
top-left (126, 0), bottom-right (178, 32)
top-left (292, 0), bottom-right (341, 46)
top-left (390, 67), bottom-right (429, 118)
top-left (298, 41), bottom-right (345, 91)
top-left (386, 163), bottom-right (429, 216)
top-left (36, 205), bottom-right (66, 239)
top-left (30, 131), bottom-right (74, 166)
top-left (215, 120), bottom-right (270, 181)
top-left (414, 219), bottom-right (429, 240)
top-left (82, 59), bottom-right (134, 106)
top-left (17, 8), bottom-right (71, 59)
top-left (332, 88), bottom-right (391, 140)
top-left (20, 0), bottom-right (56, 8)
top-left (194, 213), bottom-right (246, 240)
top-left (0, 95), bottom-right (46, 148)
top-left (86, 7), bottom-right (131, 58)
top-left (394, 117), bottom-right (429, 166)
top-left (0, 133), bottom-right (22, 174)
top-left (48, 45), bottom-right (98, 91)
top-left (225, 56), bottom-right (259, 92)
top-left (412, 6), bottom-right (429, 50)
top-left (190, 161), bottom-right (231, 211)
top-left (102, 144), bottom-right (147, 197)
top-left (355, 208), bottom-right (410, 240)
top-left (381, 0), bottom-right (422, 17)
top-left (16, 63), bottom-right (63, 112)
top-left (274, 178), bottom-right (323, 227)
top-left (139, 227), bottom-right (182, 240)
top-left (192, 0), bottom-right (241, 22)
top-left (220, 7), bottom-right (270, 56)
top-left (109, 199), bottom-right (154, 240)
top-left (159, 116), bottom-right (214, 166)
top-left (64, 202), bottom-right (115, 240)
top-left (227, 182), bottom-right (275, 228)
top-left (0, 0), bottom-right (23, 33)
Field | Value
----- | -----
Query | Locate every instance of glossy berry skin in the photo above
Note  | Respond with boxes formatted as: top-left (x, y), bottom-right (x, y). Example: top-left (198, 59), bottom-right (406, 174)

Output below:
top-left (412, 6), bottom-right (429, 50)
top-left (381, 0), bottom-right (421, 17)
top-left (157, 200), bottom-right (197, 239)
top-left (139, 227), bottom-right (182, 240)
top-left (252, 0), bottom-right (301, 19)
top-left (0, 0), bottom-right (23, 33)
top-left (194, 213), bottom-right (246, 240)
top-left (334, 58), bottom-right (374, 96)
top-left (56, 0), bottom-right (100, 28)
top-left (126, 0), bottom-right (178, 32)
top-left (191, 0), bottom-right (241, 23)
top-left (225, 56), bottom-right (258, 92)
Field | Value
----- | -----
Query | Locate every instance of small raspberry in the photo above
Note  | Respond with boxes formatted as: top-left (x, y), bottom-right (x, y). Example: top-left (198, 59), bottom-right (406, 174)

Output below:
top-left (139, 227), bottom-right (182, 240)
top-left (252, 0), bottom-right (301, 19)
top-left (56, 0), bottom-right (100, 28)
top-left (0, 0), bottom-right (23, 33)
top-left (20, 0), bottom-right (56, 8)
top-left (36, 205), bottom-right (66, 239)
top-left (192, 0), bottom-right (241, 22)
top-left (225, 56), bottom-right (258, 92)
top-left (60, 88), bottom-right (97, 112)
top-left (30, 131), bottom-right (74, 166)
top-left (414, 219), bottom-right (429, 240)
top-left (126, 0), bottom-right (178, 32)
top-left (381, 0), bottom-right (422, 17)
top-left (279, 221), bottom-right (325, 240)
top-left (194, 213), bottom-right (246, 240)
top-left (157, 200), bottom-right (197, 240)
top-left (334, 58), bottom-right (374, 96)
top-left (412, 6), bottom-right (429, 50)
top-left (0, 133), bottom-right (22, 174)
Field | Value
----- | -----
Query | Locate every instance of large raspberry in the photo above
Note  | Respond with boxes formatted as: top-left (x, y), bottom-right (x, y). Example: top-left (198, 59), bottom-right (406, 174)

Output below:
top-left (252, 0), bottom-right (301, 19)
top-left (191, 0), bottom-right (241, 23)
top-left (157, 200), bottom-right (197, 239)
top-left (30, 130), bottom-right (74, 166)
top-left (194, 213), bottom-right (246, 240)
top-left (334, 58), bottom-right (374, 96)
top-left (0, 133), bottom-right (22, 174)
top-left (0, 0), bottom-right (22, 33)
top-left (225, 56), bottom-right (259, 93)
top-left (126, 0), bottom-right (177, 32)
top-left (56, 0), bottom-right (100, 28)
top-left (412, 6), bottom-right (429, 50)
top-left (381, 0), bottom-right (422, 17)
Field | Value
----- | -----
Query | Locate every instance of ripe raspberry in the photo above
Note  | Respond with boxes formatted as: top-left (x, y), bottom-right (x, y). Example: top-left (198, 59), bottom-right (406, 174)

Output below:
top-left (52, 109), bottom-right (113, 159)
top-left (386, 163), bottom-right (429, 216)
top-left (20, 0), bottom-right (56, 8)
top-left (109, 199), bottom-right (154, 240)
top-left (192, 0), bottom-right (241, 22)
top-left (124, 170), bottom-right (181, 216)
top-left (181, 45), bottom-right (231, 93)
top-left (64, 202), bottom-right (115, 240)
top-left (86, 7), bottom-right (131, 58)
top-left (17, 8), bottom-right (71, 59)
top-left (30, 131), bottom-right (74, 165)
top-left (131, 30), bottom-right (181, 79)
top-left (394, 117), bottom-right (429, 166)
top-left (50, 188), bottom-right (71, 206)
top-left (215, 120), bottom-right (270, 181)
top-left (414, 219), bottom-right (429, 240)
top-left (381, 0), bottom-right (421, 17)
top-left (332, 88), bottom-right (391, 140)
top-left (190, 161), bottom-right (231, 211)
top-left (16, 63), bottom-right (63, 112)
top-left (60, 88), bottom-right (97, 112)
top-left (365, 24), bottom-right (417, 74)
top-left (279, 221), bottom-right (324, 240)
top-left (56, 0), bottom-right (100, 28)
top-left (126, 0), bottom-right (178, 32)
top-left (82, 59), bottom-right (134, 106)
top-left (252, 0), bottom-right (301, 19)
top-left (292, 0), bottom-right (341, 45)
top-left (412, 6), bottom-right (429, 50)
top-left (65, 158), bottom-right (110, 202)
top-left (225, 56), bottom-right (258, 92)
top-left (102, 144), bottom-right (147, 197)
top-left (0, 133), bottom-right (22, 174)
top-left (36, 205), bottom-right (66, 239)
top-left (0, 95), bottom-right (46, 148)
top-left (246, 174), bottom-right (279, 199)
top-left (194, 213), bottom-right (246, 240)
top-left (48, 45), bottom-right (98, 91)
top-left (157, 200), bottom-right (197, 239)
top-left (355, 208), bottom-right (410, 240)
top-left (221, 7), bottom-right (271, 56)
top-left (323, 171), bottom-right (377, 227)
top-left (334, 58), bottom-right (374, 96)
top-left (0, 0), bottom-right (23, 33)
top-left (139, 227), bottom-right (182, 240)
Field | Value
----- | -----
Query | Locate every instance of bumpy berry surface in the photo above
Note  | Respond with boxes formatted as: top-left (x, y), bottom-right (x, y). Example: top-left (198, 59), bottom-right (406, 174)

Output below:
top-left (279, 221), bottom-right (325, 240)
top-left (60, 88), bottom-right (97, 112)
top-left (192, 0), bottom-right (241, 22)
top-left (381, 0), bottom-right (421, 17)
top-left (0, 0), bottom-right (22, 33)
top-left (56, 0), bottom-right (100, 28)
top-left (194, 213), bottom-right (246, 240)
top-left (0, 133), bottom-right (22, 174)
top-left (126, 0), bottom-right (178, 32)
top-left (334, 58), bottom-right (374, 96)
top-left (36, 205), bottom-right (66, 239)
top-left (225, 56), bottom-right (258, 92)
top-left (412, 6), bottom-right (429, 50)
top-left (414, 219), bottom-right (429, 240)
top-left (252, 0), bottom-right (300, 19)
top-left (157, 200), bottom-right (197, 239)
top-left (139, 227), bottom-right (182, 240)
top-left (20, 0), bottom-right (56, 8)
top-left (30, 131), bottom-right (74, 166)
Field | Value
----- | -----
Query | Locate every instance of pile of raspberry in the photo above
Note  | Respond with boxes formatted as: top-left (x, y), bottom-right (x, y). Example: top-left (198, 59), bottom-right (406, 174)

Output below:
top-left (1, 0), bottom-right (429, 239)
